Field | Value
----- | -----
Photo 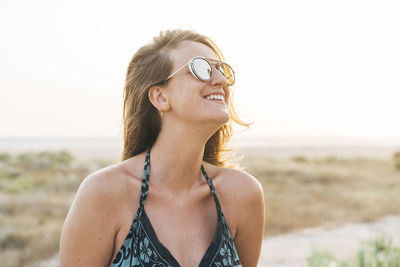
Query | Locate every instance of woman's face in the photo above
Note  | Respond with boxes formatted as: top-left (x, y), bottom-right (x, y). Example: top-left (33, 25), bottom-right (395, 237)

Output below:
top-left (164, 40), bottom-right (231, 127)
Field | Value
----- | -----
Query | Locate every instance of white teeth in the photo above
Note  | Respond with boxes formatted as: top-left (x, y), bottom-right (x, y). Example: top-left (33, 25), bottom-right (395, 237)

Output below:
top-left (205, 94), bottom-right (224, 101)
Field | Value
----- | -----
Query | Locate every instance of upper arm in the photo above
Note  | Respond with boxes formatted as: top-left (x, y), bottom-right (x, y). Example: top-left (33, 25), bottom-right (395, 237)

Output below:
top-left (232, 171), bottom-right (265, 267)
top-left (59, 169), bottom-right (123, 267)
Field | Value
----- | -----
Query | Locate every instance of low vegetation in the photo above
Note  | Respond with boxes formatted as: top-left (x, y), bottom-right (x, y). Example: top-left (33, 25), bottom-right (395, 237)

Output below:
top-left (308, 235), bottom-right (400, 267)
top-left (0, 151), bottom-right (111, 267)
top-left (393, 151), bottom-right (400, 171)
top-left (0, 149), bottom-right (399, 266)
top-left (239, 150), bottom-right (400, 236)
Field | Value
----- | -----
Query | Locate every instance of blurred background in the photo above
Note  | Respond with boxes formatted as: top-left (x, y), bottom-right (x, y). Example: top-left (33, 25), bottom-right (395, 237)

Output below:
top-left (1, 0), bottom-right (399, 266)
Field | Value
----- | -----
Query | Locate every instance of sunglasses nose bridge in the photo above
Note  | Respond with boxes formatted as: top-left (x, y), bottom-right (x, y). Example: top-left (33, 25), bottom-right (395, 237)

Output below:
top-left (210, 63), bottom-right (229, 85)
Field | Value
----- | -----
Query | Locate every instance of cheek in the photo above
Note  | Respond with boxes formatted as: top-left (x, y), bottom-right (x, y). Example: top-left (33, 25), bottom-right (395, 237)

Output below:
top-left (169, 90), bottom-right (202, 114)
top-left (169, 81), bottom-right (203, 107)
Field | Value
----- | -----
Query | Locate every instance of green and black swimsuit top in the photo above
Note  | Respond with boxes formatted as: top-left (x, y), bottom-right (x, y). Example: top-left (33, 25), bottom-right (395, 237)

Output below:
top-left (110, 144), bottom-right (242, 267)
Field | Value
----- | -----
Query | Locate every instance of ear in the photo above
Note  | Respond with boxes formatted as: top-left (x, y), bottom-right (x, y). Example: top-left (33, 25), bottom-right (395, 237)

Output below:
top-left (148, 86), bottom-right (170, 112)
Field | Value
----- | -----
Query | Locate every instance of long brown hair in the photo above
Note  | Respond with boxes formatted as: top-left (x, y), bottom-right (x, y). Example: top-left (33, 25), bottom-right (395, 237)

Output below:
top-left (121, 29), bottom-right (252, 168)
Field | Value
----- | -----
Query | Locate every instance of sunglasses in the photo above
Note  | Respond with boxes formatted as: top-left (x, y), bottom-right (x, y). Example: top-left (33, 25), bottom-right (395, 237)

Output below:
top-left (165, 56), bottom-right (235, 86)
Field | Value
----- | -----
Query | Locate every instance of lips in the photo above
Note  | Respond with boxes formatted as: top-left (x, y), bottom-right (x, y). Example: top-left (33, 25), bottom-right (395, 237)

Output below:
top-left (203, 97), bottom-right (226, 105)
top-left (203, 91), bottom-right (225, 98)
top-left (202, 91), bottom-right (227, 106)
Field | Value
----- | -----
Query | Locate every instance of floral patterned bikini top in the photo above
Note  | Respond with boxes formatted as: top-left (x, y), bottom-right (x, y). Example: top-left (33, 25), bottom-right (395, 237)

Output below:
top-left (110, 144), bottom-right (242, 267)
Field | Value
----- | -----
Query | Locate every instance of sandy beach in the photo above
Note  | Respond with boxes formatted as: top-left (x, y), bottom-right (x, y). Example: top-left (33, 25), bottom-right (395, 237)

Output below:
top-left (259, 215), bottom-right (400, 267)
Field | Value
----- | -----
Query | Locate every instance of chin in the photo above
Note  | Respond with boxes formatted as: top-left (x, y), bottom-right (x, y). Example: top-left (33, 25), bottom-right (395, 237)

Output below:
top-left (213, 112), bottom-right (230, 125)
top-left (191, 108), bottom-right (230, 125)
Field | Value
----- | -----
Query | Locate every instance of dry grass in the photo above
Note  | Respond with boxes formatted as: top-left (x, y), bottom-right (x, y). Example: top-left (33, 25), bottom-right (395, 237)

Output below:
top-left (0, 192), bottom-right (70, 266)
top-left (0, 148), bottom-right (400, 266)
top-left (238, 150), bottom-right (400, 237)
top-left (0, 151), bottom-right (107, 267)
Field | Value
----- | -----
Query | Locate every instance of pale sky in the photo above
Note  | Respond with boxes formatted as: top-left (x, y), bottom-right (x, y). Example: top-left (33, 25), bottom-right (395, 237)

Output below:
top-left (1, 0), bottom-right (399, 142)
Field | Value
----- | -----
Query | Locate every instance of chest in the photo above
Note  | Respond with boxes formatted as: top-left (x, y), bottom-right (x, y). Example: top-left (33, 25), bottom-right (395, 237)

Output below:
top-left (112, 175), bottom-right (238, 266)
top-left (147, 198), bottom-right (218, 263)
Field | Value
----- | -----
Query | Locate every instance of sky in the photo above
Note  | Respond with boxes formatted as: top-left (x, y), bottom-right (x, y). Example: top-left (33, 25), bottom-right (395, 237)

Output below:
top-left (1, 0), bottom-right (399, 144)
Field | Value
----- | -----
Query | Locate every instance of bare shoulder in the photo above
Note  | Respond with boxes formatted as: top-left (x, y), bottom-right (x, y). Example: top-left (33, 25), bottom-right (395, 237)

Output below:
top-left (79, 162), bottom-right (138, 203)
top-left (210, 165), bottom-right (265, 267)
top-left (72, 162), bottom-right (137, 216)
top-left (209, 164), bottom-right (264, 204)
top-left (60, 161), bottom-right (141, 266)
top-left (223, 167), bottom-right (263, 194)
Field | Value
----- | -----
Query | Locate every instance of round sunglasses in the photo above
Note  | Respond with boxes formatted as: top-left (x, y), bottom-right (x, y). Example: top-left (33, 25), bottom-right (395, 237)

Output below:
top-left (165, 56), bottom-right (235, 86)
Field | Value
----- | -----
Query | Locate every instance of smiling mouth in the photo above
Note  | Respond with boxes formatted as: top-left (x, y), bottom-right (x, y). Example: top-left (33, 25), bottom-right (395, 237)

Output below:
top-left (204, 98), bottom-right (226, 104)
top-left (204, 94), bottom-right (225, 101)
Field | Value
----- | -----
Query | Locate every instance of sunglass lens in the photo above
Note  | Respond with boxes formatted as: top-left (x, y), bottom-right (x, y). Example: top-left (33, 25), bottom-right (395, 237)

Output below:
top-left (192, 58), bottom-right (212, 81)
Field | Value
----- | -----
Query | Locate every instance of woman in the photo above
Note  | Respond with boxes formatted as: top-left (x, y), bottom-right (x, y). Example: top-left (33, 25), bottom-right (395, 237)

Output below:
top-left (60, 29), bottom-right (265, 267)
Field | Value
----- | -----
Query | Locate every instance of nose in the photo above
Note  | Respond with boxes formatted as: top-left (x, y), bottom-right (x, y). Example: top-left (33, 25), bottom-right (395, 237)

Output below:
top-left (210, 64), bottom-right (228, 87)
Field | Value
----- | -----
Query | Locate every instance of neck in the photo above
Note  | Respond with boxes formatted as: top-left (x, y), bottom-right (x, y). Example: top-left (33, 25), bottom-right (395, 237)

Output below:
top-left (148, 120), bottom-right (219, 196)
